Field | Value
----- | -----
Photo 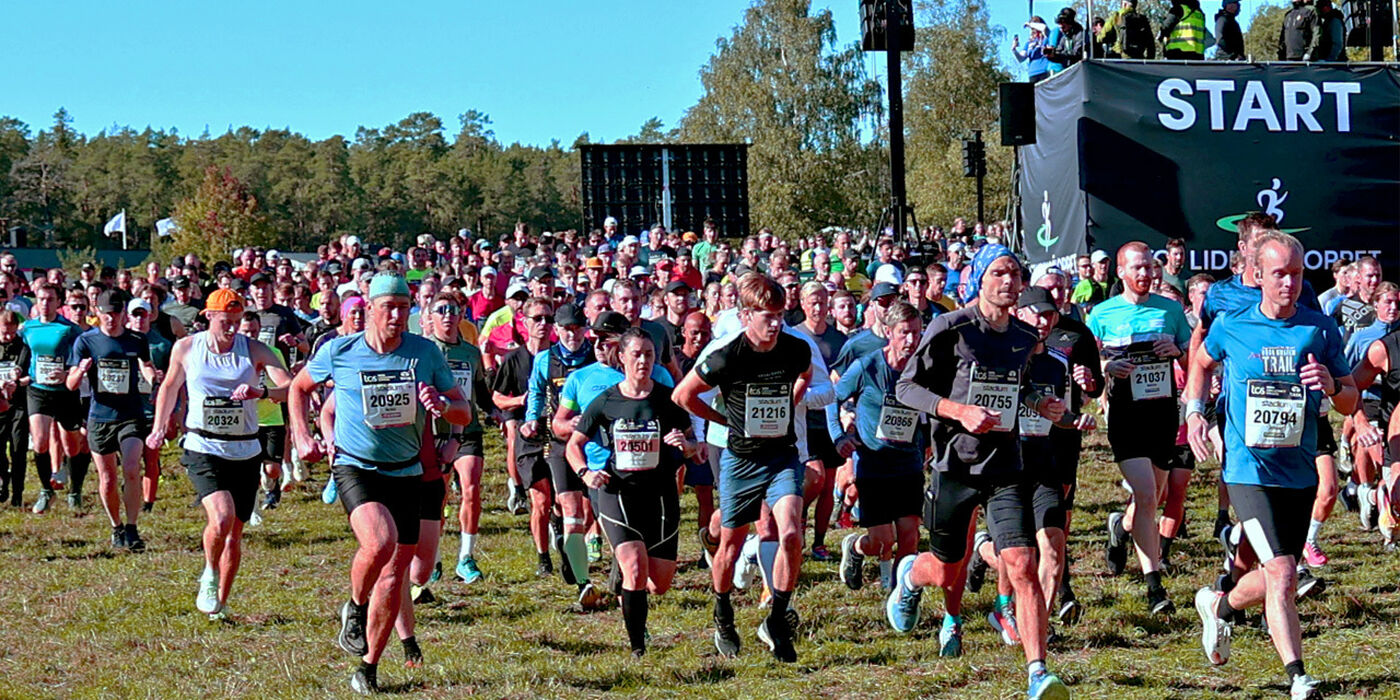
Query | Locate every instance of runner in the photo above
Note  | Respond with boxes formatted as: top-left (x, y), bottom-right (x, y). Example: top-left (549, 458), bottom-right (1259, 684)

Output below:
top-left (883, 244), bottom-right (1070, 699)
top-left (126, 297), bottom-right (175, 512)
top-left (566, 327), bottom-right (699, 656)
top-left (288, 274), bottom-right (473, 695)
top-left (672, 273), bottom-right (812, 662)
top-left (1186, 232), bottom-right (1354, 700)
top-left (67, 289), bottom-right (161, 550)
top-left (146, 288), bottom-right (292, 617)
top-left (1087, 241), bottom-right (1192, 614)
top-left (797, 281), bottom-right (847, 561)
top-left (20, 283), bottom-right (84, 513)
top-left (0, 310), bottom-right (27, 507)
top-left (1346, 282), bottom-right (1400, 548)
top-left (235, 313), bottom-right (287, 523)
top-left (833, 301), bottom-right (925, 593)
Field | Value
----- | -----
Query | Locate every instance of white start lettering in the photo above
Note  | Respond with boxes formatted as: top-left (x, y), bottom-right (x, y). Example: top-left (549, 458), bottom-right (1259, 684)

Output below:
top-left (1156, 78), bottom-right (1361, 133)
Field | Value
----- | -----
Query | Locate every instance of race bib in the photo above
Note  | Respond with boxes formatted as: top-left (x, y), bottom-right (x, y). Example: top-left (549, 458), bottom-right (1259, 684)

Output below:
top-left (138, 373), bottom-right (153, 395)
top-left (258, 327), bottom-right (277, 347)
top-left (36, 355), bottom-right (64, 385)
top-left (875, 396), bottom-right (918, 443)
top-left (1130, 361), bottom-right (1172, 401)
top-left (448, 359), bottom-right (473, 393)
top-left (743, 382), bottom-right (790, 438)
top-left (97, 358), bottom-right (130, 394)
top-left (1244, 379), bottom-right (1305, 449)
top-left (0, 360), bottom-right (16, 383)
top-left (614, 420), bottom-right (661, 472)
top-left (1018, 385), bottom-right (1057, 438)
top-left (360, 369), bottom-right (416, 429)
top-left (967, 364), bottom-right (1018, 432)
top-left (202, 397), bottom-right (246, 435)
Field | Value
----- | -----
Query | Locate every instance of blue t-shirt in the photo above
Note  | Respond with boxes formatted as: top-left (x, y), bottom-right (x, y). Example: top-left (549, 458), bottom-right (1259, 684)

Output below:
top-left (830, 328), bottom-right (888, 377)
top-left (70, 328), bottom-right (151, 423)
top-left (21, 317), bottom-right (80, 392)
top-left (306, 332), bottom-right (455, 477)
top-left (1201, 274), bottom-right (1322, 414)
top-left (830, 350), bottom-right (925, 478)
top-left (560, 362), bottom-right (673, 471)
top-left (1204, 304), bottom-right (1349, 489)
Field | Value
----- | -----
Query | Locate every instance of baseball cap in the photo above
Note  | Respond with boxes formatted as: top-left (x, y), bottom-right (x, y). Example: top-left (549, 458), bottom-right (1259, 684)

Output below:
top-left (506, 282), bottom-right (529, 300)
top-left (266, 249), bottom-right (281, 260)
top-left (620, 235), bottom-right (640, 248)
top-left (603, 216), bottom-right (618, 227)
top-left (475, 239), bottom-right (494, 250)
top-left (95, 290), bottom-right (132, 314)
top-left (202, 288), bottom-right (245, 315)
top-left (171, 276), bottom-right (192, 290)
top-left (126, 298), bottom-right (152, 315)
top-left (1017, 287), bottom-right (1057, 313)
top-left (584, 257), bottom-right (604, 270)
top-left (874, 263), bottom-right (904, 286)
top-left (81, 262), bottom-right (95, 271)
top-left (682, 232), bottom-right (699, 244)
top-left (554, 303), bottom-right (586, 327)
top-left (948, 242), bottom-right (966, 253)
top-left (591, 310), bottom-right (629, 336)
top-left (1090, 250), bottom-right (1110, 264)
top-left (344, 235), bottom-right (362, 247)
top-left (368, 274), bottom-right (411, 300)
top-left (629, 265), bottom-right (650, 279)
top-left (597, 243), bottom-right (614, 254)
top-left (654, 259), bottom-right (674, 272)
top-left (528, 266), bottom-right (554, 281)
top-left (664, 280), bottom-right (691, 296)
top-left (480, 265), bottom-right (498, 278)
top-left (870, 282), bottom-right (900, 300)
top-left (325, 261), bottom-right (344, 275)
top-left (249, 272), bottom-right (272, 286)
top-left (352, 258), bottom-right (372, 271)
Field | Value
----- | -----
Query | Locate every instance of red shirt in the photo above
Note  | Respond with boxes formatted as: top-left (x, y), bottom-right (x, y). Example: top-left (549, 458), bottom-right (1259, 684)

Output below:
top-left (467, 291), bottom-right (504, 323)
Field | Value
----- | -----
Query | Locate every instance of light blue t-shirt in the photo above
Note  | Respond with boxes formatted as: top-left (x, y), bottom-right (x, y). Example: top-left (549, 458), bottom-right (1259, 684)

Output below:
top-left (829, 350), bottom-right (925, 478)
top-left (560, 362), bottom-right (673, 471)
top-left (1205, 304), bottom-right (1349, 489)
top-left (306, 332), bottom-right (454, 477)
top-left (1087, 293), bottom-right (1193, 355)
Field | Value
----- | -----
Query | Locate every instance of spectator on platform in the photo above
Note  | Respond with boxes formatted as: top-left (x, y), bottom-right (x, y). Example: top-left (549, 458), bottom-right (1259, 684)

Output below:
top-left (1045, 8), bottom-right (1086, 73)
top-left (1315, 0), bottom-right (1347, 61)
top-left (1015, 17), bottom-right (1051, 82)
top-left (1100, 0), bottom-right (1157, 59)
top-left (1278, 0), bottom-right (1321, 60)
top-left (1213, 0), bottom-right (1246, 59)
top-left (1090, 17), bottom-right (1112, 58)
top-left (1161, 0), bottom-right (1207, 59)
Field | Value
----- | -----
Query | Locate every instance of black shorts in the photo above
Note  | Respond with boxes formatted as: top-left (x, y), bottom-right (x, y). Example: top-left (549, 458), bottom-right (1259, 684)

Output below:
top-left (258, 425), bottom-right (286, 463)
top-left (435, 433), bottom-right (485, 463)
top-left (856, 472), bottom-right (924, 527)
top-left (1315, 417), bottom-right (1337, 458)
top-left (1361, 398), bottom-right (1383, 425)
top-left (1164, 444), bottom-right (1196, 472)
top-left (419, 475), bottom-right (447, 521)
top-left (183, 450), bottom-right (261, 523)
top-left (28, 387), bottom-right (82, 432)
top-left (1107, 399), bottom-right (1178, 465)
top-left (1031, 478), bottom-right (1067, 532)
top-left (683, 456), bottom-right (714, 487)
top-left (87, 418), bottom-right (147, 455)
top-left (1226, 482), bottom-right (1317, 564)
top-left (806, 425), bottom-right (844, 470)
top-left (1049, 428), bottom-right (1083, 509)
top-left (332, 462), bottom-right (422, 546)
top-left (923, 470), bottom-right (1037, 563)
top-left (548, 450), bottom-right (584, 493)
top-left (594, 474), bottom-right (680, 561)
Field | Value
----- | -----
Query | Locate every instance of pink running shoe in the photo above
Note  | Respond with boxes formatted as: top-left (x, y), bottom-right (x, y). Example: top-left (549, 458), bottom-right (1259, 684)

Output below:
top-left (1302, 541), bottom-right (1329, 567)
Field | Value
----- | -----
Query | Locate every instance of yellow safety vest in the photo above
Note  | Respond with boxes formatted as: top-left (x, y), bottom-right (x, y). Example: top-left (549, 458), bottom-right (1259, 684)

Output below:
top-left (1166, 7), bottom-right (1206, 54)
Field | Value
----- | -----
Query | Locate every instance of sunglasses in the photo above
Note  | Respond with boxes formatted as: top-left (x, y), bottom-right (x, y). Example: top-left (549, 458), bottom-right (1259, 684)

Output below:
top-left (525, 314), bottom-right (554, 324)
top-left (432, 304), bottom-right (461, 316)
top-left (69, 303), bottom-right (87, 310)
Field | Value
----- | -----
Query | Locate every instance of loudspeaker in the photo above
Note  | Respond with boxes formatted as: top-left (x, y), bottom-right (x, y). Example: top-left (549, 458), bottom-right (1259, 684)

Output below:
top-left (999, 82), bottom-right (1036, 146)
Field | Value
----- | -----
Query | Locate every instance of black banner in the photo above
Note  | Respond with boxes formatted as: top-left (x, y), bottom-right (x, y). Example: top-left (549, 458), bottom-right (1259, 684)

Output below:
top-left (1020, 61), bottom-right (1400, 284)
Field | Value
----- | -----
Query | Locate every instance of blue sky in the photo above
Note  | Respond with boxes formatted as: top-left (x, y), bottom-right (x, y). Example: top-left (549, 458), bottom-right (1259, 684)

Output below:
top-left (2, 1), bottom-right (1271, 146)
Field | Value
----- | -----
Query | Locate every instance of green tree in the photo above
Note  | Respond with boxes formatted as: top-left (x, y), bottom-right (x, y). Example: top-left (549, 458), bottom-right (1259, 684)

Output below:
top-left (1243, 2), bottom-right (1288, 60)
top-left (159, 166), bottom-right (276, 265)
top-left (679, 0), bottom-right (884, 237)
top-left (618, 117), bottom-right (675, 144)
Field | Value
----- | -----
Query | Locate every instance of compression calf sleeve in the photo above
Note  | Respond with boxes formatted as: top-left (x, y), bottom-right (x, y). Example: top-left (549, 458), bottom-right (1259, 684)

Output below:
top-left (563, 533), bottom-right (589, 583)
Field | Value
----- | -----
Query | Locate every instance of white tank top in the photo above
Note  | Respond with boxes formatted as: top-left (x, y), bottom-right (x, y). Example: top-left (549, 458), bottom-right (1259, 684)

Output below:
top-left (183, 332), bottom-right (261, 460)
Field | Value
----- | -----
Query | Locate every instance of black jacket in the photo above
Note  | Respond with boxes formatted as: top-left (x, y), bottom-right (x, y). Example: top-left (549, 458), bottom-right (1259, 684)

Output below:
top-left (1278, 3), bottom-right (1320, 60)
top-left (1214, 10), bottom-right (1245, 59)
top-left (1315, 7), bottom-right (1347, 61)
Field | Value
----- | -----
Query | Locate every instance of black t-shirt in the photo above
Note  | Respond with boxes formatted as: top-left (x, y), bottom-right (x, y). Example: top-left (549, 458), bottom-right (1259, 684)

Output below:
top-left (696, 331), bottom-right (811, 457)
top-left (638, 319), bottom-right (674, 366)
top-left (165, 301), bottom-right (201, 330)
top-left (784, 307), bottom-right (807, 327)
top-left (1043, 315), bottom-right (1103, 414)
top-left (1333, 298), bottom-right (1375, 340)
top-left (254, 303), bottom-right (306, 364)
top-left (492, 344), bottom-right (545, 455)
top-left (576, 383), bottom-right (690, 483)
top-left (654, 317), bottom-right (683, 354)
top-left (71, 328), bottom-right (151, 423)
top-left (0, 336), bottom-right (30, 405)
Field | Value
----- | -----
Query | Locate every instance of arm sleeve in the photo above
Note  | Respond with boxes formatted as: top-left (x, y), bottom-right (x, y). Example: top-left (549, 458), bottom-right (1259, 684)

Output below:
top-left (490, 353), bottom-right (518, 396)
top-left (1322, 319), bottom-right (1351, 379)
top-left (471, 353), bottom-right (490, 413)
top-left (17, 345), bottom-right (30, 379)
top-left (68, 335), bottom-right (88, 365)
top-left (695, 342), bottom-right (729, 387)
top-left (574, 393), bottom-right (605, 444)
top-left (524, 352), bottom-right (548, 422)
top-left (1203, 319), bottom-right (1227, 361)
top-left (895, 320), bottom-right (951, 416)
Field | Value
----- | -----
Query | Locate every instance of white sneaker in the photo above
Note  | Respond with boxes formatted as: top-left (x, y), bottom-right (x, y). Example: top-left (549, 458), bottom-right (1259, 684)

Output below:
top-left (1289, 673), bottom-right (1322, 699)
top-left (733, 537), bottom-right (761, 590)
top-left (249, 509), bottom-right (263, 527)
top-left (196, 568), bottom-right (220, 614)
top-left (1359, 484), bottom-right (1376, 531)
top-left (1194, 587), bottom-right (1231, 666)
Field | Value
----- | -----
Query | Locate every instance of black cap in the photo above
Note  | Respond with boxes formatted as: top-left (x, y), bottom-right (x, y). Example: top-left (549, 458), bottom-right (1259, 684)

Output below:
top-left (527, 266), bottom-right (554, 281)
top-left (249, 272), bottom-right (272, 285)
top-left (676, 246), bottom-right (692, 258)
top-left (591, 310), bottom-right (630, 336)
top-left (94, 288), bottom-right (131, 314)
top-left (1017, 286), bottom-right (1058, 313)
top-left (229, 278), bottom-right (249, 292)
top-left (81, 262), bottom-right (95, 271)
top-left (554, 303), bottom-right (586, 327)
top-left (171, 276), bottom-right (192, 289)
top-left (1056, 7), bottom-right (1076, 21)
top-left (871, 282), bottom-right (900, 299)
top-left (555, 242), bottom-right (571, 255)
top-left (580, 245), bottom-right (597, 258)
top-left (664, 280), bottom-right (692, 296)
top-left (325, 261), bottom-right (344, 274)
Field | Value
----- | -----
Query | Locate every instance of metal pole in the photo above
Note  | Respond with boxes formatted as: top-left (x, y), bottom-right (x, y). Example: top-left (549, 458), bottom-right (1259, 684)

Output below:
top-left (886, 0), bottom-right (908, 241)
top-left (974, 130), bottom-right (985, 224)
top-left (661, 147), bottom-right (673, 232)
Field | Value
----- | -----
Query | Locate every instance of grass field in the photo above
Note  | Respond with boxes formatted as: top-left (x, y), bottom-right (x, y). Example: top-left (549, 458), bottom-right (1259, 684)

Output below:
top-left (1, 426), bottom-right (1398, 699)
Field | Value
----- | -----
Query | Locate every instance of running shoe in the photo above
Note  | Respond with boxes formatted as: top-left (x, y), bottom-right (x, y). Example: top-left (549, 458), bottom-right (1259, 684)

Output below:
top-left (350, 665), bottom-right (379, 695)
top-left (1339, 481), bottom-right (1359, 513)
top-left (713, 606), bottom-right (741, 657)
top-left (262, 488), bottom-right (281, 511)
top-left (965, 530), bottom-right (992, 593)
top-left (32, 489), bottom-right (53, 515)
top-left (756, 614), bottom-right (797, 663)
top-left (535, 559), bottom-right (553, 578)
top-left (411, 585), bottom-right (435, 604)
top-left (839, 533), bottom-right (864, 590)
top-left (125, 525), bottom-right (146, 553)
top-left (698, 526), bottom-right (719, 568)
top-left (576, 583), bottom-right (606, 611)
top-left (249, 509), bottom-right (264, 528)
top-left (1213, 510), bottom-right (1232, 540)
top-left (1302, 542), bottom-right (1329, 567)
top-left (1296, 569), bottom-right (1326, 599)
top-left (196, 568), bottom-right (220, 614)
top-left (885, 555), bottom-right (922, 634)
top-left (1359, 483), bottom-right (1377, 531)
top-left (1056, 598), bottom-right (1082, 626)
top-left (141, 501), bottom-right (154, 514)
top-left (1148, 586), bottom-right (1175, 615)
top-left (512, 486), bottom-right (529, 516)
top-left (1218, 524), bottom-right (1238, 571)
top-left (402, 637), bottom-right (423, 668)
top-left (1106, 512), bottom-right (1128, 576)
top-left (733, 543), bottom-right (761, 590)
top-left (0, 483), bottom-right (7, 503)
top-left (67, 493), bottom-right (82, 510)
top-left (1027, 669), bottom-right (1070, 700)
top-left (111, 525), bottom-right (128, 549)
top-left (322, 477), bottom-right (339, 505)
top-left (208, 604), bottom-right (230, 622)
top-left (988, 605), bottom-right (1020, 645)
top-left (1194, 587), bottom-right (1231, 665)
top-left (1289, 673), bottom-right (1322, 699)
top-left (938, 621), bottom-right (962, 657)
top-left (428, 561), bottom-right (442, 585)
top-left (338, 600), bottom-right (369, 656)
top-left (810, 544), bottom-right (833, 562)
top-left (587, 536), bottom-right (603, 563)
top-left (456, 556), bottom-right (482, 584)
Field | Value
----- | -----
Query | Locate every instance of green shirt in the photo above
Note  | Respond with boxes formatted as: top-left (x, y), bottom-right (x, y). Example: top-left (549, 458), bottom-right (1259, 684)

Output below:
top-left (433, 336), bottom-right (487, 436)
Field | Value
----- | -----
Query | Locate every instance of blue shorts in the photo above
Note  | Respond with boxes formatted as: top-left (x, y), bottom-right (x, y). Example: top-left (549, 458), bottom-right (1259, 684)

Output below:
top-left (683, 457), bottom-right (714, 487)
top-left (718, 449), bottom-right (803, 528)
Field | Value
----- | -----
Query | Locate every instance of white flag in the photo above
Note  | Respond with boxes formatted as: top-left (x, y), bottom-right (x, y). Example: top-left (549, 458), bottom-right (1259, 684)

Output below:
top-left (155, 217), bottom-right (176, 237)
top-left (103, 210), bottom-right (126, 237)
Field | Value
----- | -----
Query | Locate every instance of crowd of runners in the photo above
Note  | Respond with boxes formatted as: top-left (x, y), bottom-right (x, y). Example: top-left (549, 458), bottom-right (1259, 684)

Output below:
top-left (1, 215), bottom-right (1395, 699)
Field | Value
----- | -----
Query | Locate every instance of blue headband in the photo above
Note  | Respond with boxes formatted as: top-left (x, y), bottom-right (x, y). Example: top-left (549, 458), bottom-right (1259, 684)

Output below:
top-left (961, 244), bottom-right (1016, 305)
